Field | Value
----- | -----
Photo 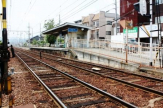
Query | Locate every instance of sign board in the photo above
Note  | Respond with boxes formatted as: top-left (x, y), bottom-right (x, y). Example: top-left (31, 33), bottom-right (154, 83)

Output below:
top-left (68, 28), bottom-right (78, 32)
top-left (123, 27), bottom-right (138, 38)
top-left (119, 20), bottom-right (133, 29)
top-left (123, 27), bottom-right (138, 33)
top-left (139, 24), bottom-right (158, 38)
top-left (123, 25), bottom-right (159, 38)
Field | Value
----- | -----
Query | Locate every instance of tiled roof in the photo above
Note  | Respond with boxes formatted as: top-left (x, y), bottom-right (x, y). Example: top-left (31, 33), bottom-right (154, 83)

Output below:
top-left (92, 13), bottom-right (100, 21)
top-left (82, 16), bottom-right (89, 23)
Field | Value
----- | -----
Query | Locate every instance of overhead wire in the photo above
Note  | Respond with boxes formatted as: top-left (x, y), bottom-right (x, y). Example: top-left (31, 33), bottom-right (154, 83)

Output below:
top-left (32, 0), bottom-right (72, 28)
top-left (16, 0), bottom-right (33, 29)
top-left (33, 0), bottom-right (117, 35)
top-left (61, 0), bottom-right (98, 21)
top-left (32, 0), bottom-right (96, 30)
top-left (61, 0), bottom-right (87, 18)
top-left (92, 3), bottom-right (115, 14)
top-left (17, 0), bottom-right (38, 30)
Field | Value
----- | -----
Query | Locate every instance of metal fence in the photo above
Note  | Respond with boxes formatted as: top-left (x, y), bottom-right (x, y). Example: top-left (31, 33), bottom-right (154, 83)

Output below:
top-left (72, 39), bottom-right (163, 68)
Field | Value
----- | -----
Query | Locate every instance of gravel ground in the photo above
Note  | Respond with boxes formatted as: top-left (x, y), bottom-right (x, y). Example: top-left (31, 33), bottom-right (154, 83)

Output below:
top-left (40, 56), bottom-right (163, 107)
top-left (15, 49), bottom-right (163, 107)
top-left (2, 57), bottom-right (58, 108)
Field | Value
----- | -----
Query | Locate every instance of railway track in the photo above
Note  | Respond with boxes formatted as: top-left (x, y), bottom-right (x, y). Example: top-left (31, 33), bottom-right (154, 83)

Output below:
top-left (15, 48), bottom-right (163, 107)
top-left (16, 51), bottom-right (137, 108)
top-left (26, 49), bottom-right (163, 95)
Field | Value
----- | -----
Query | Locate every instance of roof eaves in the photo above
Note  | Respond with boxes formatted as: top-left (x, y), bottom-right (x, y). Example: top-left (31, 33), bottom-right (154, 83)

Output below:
top-left (42, 22), bottom-right (92, 34)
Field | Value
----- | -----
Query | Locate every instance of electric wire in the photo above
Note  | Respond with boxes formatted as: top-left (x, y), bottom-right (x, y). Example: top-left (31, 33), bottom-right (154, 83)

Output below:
top-left (61, 0), bottom-right (88, 18)
top-left (16, 0), bottom-right (33, 29)
top-left (61, 0), bottom-right (98, 21)
top-left (17, 0), bottom-right (38, 30)
top-left (32, 0), bottom-right (78, 28)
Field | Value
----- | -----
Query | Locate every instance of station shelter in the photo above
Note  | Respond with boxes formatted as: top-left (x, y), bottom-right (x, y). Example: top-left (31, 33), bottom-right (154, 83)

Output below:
top-left (42, 22), bottom-right (92, 48)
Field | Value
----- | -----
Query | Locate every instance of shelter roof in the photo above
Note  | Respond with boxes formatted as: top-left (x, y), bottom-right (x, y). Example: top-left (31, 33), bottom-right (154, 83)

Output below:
top-left (42, 22), bottom-right (92, 34)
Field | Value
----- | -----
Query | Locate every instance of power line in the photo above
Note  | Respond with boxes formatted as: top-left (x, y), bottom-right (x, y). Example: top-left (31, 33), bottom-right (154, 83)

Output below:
top-left (92, 3), bottom-right (115, 13)
top-left (32, 0), bottom-right (71, 28)
top-left (61, 0), bottom-right (98, 21)
top-left (32, 0), bottom-right (95, 30)
top-left (17, 0), bottom-right (38, 30)
top-left (61, 0), bottom-right (87, 18)
top-left (16, 0), bottom-right (33, 29)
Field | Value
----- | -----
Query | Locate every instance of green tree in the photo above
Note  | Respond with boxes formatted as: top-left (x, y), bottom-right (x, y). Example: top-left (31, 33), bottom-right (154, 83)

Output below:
top-left (32, 39), bottom-right (37, 45)
top-left (44, 19), bottom-right (57, 47)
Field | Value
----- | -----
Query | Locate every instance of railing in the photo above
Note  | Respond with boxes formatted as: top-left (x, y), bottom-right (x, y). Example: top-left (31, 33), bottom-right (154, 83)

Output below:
top-left (16, 39), bottom-right (163, 68)
top-left (72, 39), bottom-right (163, 68)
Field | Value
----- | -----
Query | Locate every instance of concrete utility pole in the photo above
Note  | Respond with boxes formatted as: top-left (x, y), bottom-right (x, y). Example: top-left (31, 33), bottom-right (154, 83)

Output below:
top-left (149, 0), bottom-right (153, 66)
top-left (40, 23), bottom-right (41, 41)
top-left (115, 0), bottom-right (117, 35)
top-left (59, 14), bottom-right (61, 25)
top-left (28, 23), bottom-right (30, 46)
top-left (59, 6), bottom-right (61, 25)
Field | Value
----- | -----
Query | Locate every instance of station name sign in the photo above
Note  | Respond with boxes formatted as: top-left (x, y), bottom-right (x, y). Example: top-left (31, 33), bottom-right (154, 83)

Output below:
top-left (68, 28), bottom-right (78, 32)
top-left (123, 27), bottom-right (138, 33)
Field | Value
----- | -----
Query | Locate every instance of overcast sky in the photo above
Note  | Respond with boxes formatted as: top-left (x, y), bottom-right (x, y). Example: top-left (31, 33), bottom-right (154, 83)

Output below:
top-left (0, 0), bottom-right (120, 44)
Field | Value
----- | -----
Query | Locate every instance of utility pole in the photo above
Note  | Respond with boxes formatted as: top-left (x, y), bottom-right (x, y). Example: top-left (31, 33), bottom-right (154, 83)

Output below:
top-left (40, 23), bottom-right (41, 41)
top-left (28, 23), bottom-right (30, 46)
top-left (115, 0), bottom-right (117, 35)
top-left (149, 0), bottom-right (153, 66)
top-left (59, 14), bottom-right (61, 25)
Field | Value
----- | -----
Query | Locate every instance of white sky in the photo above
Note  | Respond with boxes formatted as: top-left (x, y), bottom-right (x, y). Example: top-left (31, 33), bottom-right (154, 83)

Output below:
top-left (0, 0), bottom-right (120, 44)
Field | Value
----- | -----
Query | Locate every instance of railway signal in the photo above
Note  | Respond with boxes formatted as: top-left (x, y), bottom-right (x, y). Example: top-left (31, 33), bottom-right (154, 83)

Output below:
top-left (133, 0), bottom-right (151, 18)
top-left (0, 0), bottom-right (13, 107)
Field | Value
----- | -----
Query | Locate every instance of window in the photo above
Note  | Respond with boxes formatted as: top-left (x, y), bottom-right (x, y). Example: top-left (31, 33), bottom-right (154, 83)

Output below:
top-left (155, 16), bottom-right (163, 23)
top-left (155, 0), bottom-right (163, 4)
top-left (83, 23), bottom-right (89, 26)
top-left (107, 21), bottom-right (112, 25)
top-left (93, 22), bottom-right (96, 26)
top-left (96, 31), bottom-right (99, 37)
top-left (106, 31), bottom-right (111, 35)
top-left (93, 21), bottom-right (99, 27)
top-left (117, 28), bottom-right (120, 33)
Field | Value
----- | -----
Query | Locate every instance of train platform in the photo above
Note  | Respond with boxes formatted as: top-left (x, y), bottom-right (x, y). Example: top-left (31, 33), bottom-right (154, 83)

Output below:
top-left (19, 47), bottom-right (163, 75)
top-left (30, 47), bottom-right (68, 52)
top-left (73, 48), bottom-right (163, 74)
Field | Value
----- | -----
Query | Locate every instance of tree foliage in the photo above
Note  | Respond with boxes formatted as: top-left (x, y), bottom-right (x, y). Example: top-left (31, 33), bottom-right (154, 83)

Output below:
top-left (44, 19), bottom-right (57, 47)
top-left (32, 39), bottom-right (37, 45)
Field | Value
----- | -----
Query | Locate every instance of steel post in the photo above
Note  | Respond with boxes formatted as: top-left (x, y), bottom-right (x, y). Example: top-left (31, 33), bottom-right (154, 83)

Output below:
top-left (149, 0), bottom-right (153, 66)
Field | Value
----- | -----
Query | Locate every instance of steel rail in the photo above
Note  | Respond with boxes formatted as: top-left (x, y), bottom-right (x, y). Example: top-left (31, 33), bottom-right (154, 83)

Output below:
top-left (53, 54), bottom-right (163, 82)
top-left (33, 49), bottom-right (163, 82)
top-left (37, 53), bottom-right (163, 96)
top-left (16, 53), bottom-right (67, 108)
top-left (17, 51), bottom-right (138, 108)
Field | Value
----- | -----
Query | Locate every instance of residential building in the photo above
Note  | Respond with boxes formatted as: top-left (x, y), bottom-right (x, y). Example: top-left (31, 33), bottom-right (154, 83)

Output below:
top-left (27, 35), bottom-right (44, 43)
top-left (82, 11), bottom-right (120, 40)
top-left (120, 0), bottom-right (163, 44)
top-left (74, 20), bottom-right (82, 24)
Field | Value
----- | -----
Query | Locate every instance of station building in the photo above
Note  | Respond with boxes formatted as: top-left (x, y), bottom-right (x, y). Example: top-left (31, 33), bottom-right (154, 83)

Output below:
top-left (42, 22), bottom-right (92, 48)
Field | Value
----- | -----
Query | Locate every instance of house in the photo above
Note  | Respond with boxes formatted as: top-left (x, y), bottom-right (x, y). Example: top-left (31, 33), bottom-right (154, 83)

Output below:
top-left (74, 20), bottom-right (82, 24)
top-left (120, 0), bottom-right (163, 44)
top-left (82, 11), bottom-right (120, 40)
top-left (27, 35), bottom-right (44, 43)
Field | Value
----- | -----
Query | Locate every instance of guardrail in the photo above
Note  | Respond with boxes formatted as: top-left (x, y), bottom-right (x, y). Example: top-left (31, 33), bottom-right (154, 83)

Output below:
top-left (72, 39), bottom-right (163, 68)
